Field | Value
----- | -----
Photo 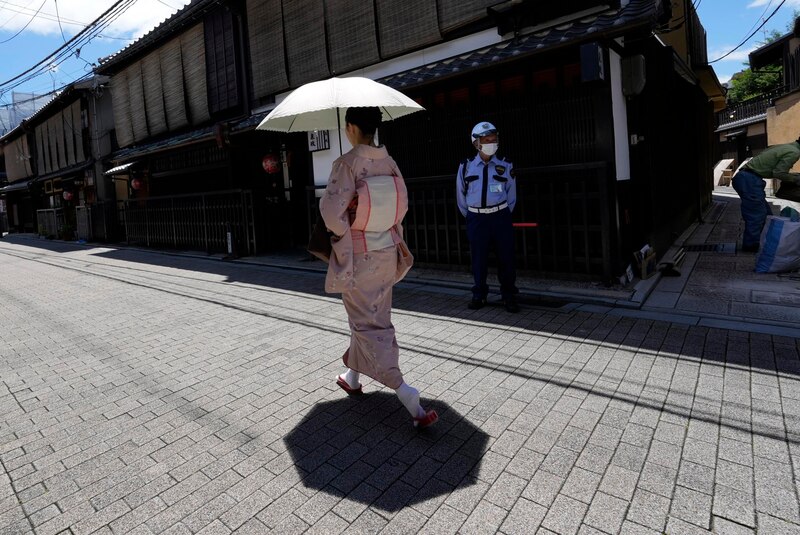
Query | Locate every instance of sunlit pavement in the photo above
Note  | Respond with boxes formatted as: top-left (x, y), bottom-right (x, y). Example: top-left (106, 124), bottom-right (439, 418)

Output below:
top-left (1, 238), bottom-right (798, 534)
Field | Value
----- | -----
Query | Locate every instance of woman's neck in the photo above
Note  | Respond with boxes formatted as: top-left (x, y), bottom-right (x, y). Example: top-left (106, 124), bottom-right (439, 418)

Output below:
top-left (354, 136), bottom-right (375, 147)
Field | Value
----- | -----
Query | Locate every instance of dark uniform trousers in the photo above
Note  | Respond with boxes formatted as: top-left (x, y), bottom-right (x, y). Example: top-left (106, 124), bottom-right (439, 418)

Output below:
top-left (466, 207), bottom-right (517, 300)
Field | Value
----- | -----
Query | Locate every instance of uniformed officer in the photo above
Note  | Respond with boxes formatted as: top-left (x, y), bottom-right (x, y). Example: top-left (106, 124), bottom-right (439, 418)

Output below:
top-left (457, 121), bottom-right (519, 312)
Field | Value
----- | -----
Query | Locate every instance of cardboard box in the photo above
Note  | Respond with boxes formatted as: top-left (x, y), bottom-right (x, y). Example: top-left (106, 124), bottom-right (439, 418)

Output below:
top-left (633, 246), bottom-right (657, 279)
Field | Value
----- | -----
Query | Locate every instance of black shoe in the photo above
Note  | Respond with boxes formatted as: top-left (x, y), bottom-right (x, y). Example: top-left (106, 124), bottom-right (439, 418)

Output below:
top-left (468, 298), bottom-right (486, 310)
top-left (504, 297), bottom-right (520, 313)
top-left (741, 243), bottom-right (759, 253)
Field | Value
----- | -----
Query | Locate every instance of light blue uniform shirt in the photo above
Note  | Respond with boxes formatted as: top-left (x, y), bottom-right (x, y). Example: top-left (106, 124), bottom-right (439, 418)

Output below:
top-left (456, 153), bottom-right (516, 217)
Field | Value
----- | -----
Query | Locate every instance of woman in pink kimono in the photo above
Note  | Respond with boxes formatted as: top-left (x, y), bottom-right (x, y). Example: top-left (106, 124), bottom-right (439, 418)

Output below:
top-left (320, 106), bottom-right (437, 428)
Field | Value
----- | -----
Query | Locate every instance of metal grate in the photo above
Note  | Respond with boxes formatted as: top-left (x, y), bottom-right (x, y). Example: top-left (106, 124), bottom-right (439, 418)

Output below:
top-left (683, 243), bottom-right (736, 253)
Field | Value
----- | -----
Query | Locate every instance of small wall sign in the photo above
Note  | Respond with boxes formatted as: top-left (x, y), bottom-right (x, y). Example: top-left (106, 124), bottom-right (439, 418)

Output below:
top-left (308, 130), bottom-right (330, 152)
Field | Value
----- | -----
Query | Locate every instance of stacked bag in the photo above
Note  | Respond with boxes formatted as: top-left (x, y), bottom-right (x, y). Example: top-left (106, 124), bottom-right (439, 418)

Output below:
top-left (755, 207), bottom-right (800, 273)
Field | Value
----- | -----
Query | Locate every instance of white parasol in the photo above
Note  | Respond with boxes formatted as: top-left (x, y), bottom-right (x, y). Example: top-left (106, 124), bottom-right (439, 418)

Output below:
top-left (255, 76), bottom-right (424, 133)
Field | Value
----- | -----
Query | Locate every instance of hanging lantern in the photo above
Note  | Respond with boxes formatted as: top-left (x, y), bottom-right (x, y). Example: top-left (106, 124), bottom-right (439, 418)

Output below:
top-left (62, 191), bottom-right (73, 201)
top-left (130, 178), bottom-right (142, 190)
top-left (262, 153), bottom-right (280, 174)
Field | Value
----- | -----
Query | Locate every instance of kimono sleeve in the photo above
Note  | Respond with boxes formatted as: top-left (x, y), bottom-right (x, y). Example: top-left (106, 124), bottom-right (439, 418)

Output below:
top-left (320, 159), bottom-right (356, 237)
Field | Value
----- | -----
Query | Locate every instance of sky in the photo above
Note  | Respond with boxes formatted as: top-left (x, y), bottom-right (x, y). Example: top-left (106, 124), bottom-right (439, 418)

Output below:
top-left (0, 0), bottom-right (799, 108)
top-left (699, 0), bottom-right (800, 84)
top-left (0, 0), bottom-right (191, 108)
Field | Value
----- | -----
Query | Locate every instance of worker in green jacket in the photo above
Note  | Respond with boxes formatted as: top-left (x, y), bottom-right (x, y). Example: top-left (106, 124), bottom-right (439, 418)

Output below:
top-left (732, 138), bottom-right (800, 252)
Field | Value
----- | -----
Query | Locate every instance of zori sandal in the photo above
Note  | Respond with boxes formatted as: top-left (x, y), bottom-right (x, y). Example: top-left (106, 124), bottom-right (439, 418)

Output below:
top-left (413, 409), bottom-right (438, 429)
top-left (336, 375), bottom-right (363, 396)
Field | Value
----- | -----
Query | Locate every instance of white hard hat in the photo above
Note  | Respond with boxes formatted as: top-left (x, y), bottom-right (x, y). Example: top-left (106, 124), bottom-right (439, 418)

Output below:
top-left (471, 121), bottom-right (497, 141)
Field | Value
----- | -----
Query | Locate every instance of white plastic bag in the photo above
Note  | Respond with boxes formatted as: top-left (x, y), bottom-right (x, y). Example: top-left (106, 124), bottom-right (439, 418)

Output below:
top-left (755, 216), bottom-right (800, 273)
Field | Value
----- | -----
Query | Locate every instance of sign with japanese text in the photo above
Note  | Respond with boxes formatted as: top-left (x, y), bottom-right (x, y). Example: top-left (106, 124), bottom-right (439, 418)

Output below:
top-left (308, 130), bottom-right (330, 152)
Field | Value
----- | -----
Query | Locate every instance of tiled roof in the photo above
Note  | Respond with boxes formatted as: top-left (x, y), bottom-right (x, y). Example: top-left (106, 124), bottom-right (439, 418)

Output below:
top-left (110, 125), bottom-right (215, 162)
top-left (380, 0), bottom-right (665, 90)
top-left (715, 114), bottom-right (767, 133)
top-left (0, 77), bottom-right (102, 144)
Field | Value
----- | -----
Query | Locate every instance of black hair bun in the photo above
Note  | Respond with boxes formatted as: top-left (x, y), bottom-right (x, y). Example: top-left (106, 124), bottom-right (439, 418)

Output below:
top-left (345, 106), bottom-right (382, 136)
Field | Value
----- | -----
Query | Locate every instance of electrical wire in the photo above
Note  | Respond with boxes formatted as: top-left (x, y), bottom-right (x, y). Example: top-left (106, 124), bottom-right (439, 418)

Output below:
top-left (53, 0), bottom-right (68, 44)
top-left (0, 0), bottom-right (88, 27)
top-left (154, 0), bottom-right (180, 9)
top-left (0, 71), bottom-right (92, 108)
top-left (0, 0), bottom-right (48, 44)
top-left (739, 0), bottom-right (775, 48)
top-left (709, 0), bottom-right (787, 64)
top-left (97, 33), bottom-right (136, 40)
top-left (0, 66), bottom-right (89, 107)
top-left (0, 0), bottom-right (138, 95)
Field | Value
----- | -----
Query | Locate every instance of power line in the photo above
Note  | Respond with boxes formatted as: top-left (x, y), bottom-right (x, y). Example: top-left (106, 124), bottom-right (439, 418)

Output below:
top-left (709, 0), bottom-right (787, 64)
top-left (96, 33), bottom-right (136, 41)
top-left (0, 0), bottom-right (48, 44)
top-left (0, 0), bottom-right (88, 27)
top-left (154, 0), bottom-right (181, 9)
top-left (0, 0), bottom-right (138, 94)
top-left (53, 0), bottom-right (68, 43)
top-left (742, 0), bottom-right (775, 47)
top-left (0, 71), bottom-right (92, 109)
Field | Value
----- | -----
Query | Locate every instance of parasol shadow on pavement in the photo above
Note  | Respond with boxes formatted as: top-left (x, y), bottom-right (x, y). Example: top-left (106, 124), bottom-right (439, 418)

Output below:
top-left (283, 392), bottom-right (489, 512)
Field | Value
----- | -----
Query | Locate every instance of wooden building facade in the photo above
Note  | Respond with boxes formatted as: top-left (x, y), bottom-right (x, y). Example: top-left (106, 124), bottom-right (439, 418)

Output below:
top-left (47, 0), bottom-right (724, 281)
top-left (0, 78), bottom-right (115, 239)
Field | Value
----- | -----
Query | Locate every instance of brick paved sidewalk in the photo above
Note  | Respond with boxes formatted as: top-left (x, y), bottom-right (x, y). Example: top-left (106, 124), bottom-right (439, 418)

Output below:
top-left (0, 240), bottom-right (799, 534)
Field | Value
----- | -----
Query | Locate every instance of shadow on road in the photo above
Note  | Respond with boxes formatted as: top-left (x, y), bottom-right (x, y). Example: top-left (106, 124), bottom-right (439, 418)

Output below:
top-left (284, 392), bottom-right (488, 512)
top-left (1, 234), bottom-right (798, 449)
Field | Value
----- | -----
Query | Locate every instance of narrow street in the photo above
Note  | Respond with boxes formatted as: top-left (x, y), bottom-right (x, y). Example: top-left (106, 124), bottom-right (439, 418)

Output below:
top-left (1, 239), bottom-right (799, 534)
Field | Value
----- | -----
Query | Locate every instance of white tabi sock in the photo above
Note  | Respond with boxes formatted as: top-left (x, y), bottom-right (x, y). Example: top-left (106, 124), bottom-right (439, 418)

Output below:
top-left (342, 369), bottom-right (360, 388)
top-left (395, 382), bottom-right (425, 418)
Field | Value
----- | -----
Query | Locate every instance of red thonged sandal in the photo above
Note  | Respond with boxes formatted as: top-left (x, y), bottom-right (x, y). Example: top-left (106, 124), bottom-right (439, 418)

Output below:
top-left (336, 375), bottom-right (363, 396)
top-left (413, 409), bottom-right (438, 429)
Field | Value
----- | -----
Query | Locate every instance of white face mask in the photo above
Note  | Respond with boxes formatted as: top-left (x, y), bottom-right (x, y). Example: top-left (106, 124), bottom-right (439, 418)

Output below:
top-left (480, 143), bottom-right (498, 157)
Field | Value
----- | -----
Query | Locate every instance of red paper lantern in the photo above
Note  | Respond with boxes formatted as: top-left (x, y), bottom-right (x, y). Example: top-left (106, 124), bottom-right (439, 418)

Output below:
top-left (130, 178), bottom-right (142, 190)
top-left (262, 154), bottom-right (280, 174)
top-left (62, 191), bottom-right (73, 201)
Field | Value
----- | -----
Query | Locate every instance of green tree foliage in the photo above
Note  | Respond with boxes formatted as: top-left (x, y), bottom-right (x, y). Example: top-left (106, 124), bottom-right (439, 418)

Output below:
top-left (726, 65), bottom-right (782, 104)
top-left (725, 17), bottom-right (798, 105)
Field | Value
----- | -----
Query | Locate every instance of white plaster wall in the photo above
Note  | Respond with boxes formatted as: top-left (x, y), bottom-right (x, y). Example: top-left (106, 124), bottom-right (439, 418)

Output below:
top-left (610, 48), bottom-right (631, 181)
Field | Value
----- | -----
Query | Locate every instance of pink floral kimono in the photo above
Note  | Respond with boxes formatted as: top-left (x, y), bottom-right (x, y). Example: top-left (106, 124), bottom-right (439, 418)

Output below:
top-left (320, 144), bottom-right (413, 389)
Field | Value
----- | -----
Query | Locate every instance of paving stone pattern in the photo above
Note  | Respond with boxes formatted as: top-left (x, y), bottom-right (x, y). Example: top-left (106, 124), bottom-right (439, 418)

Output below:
top-left (1, 240), bottom-right (799, 534)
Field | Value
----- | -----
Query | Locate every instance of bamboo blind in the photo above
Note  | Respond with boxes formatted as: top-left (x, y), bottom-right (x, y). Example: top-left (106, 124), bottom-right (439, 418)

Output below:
top-left (42, 121), bottom-right (53, 174)
top-left (53, 113), bottom-right (66, 171)
top-left (63, 109), bottom-right (76, 167)
top-left (283, 0), bottom-right (330, 86)
top-left (127, 62), bottom-right (149, 142)
top-left (246, 0), bottom-right (289, 98)
top-left (72, 100), bottom-right (84, 162)
top-left (35, 125), bottom-right (46, 175)
top-left (3, 138), bottom-right (31, 181)
top-left (111, 70), bottom-right (134, 148)
top-left (325, 0), bottom-right (380, 75)
top-left (142, 50), bottom-right (168, 136)
top-left (22, 136), bottom-right (32, 176)
top-left (437, 0), bottom-right (496, 33)
top-left (46, 116), bottom-right (58, 172)
top-left (204, 9), bottom-right (240, 113)
top-left (159, 36), bottom-right (188, 131)
top-left (376, 1), bottom-right (441, 59)
top-left (181, 24), bottom-right (210, 125)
